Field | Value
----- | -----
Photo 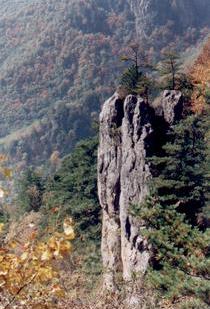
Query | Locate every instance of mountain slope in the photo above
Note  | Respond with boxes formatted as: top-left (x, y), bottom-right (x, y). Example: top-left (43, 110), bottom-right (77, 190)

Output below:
top-left (0, 0), bottom-right (209, 167)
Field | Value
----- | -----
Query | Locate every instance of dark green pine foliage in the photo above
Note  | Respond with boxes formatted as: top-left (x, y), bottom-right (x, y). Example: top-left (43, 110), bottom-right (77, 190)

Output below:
top-left (158, 50), bottom-right (180, 90)
top-left (134, 195), bottom-right (210, 306)
top-left (43, 136), bottom-right (100, 243)
top-left (119, 64), bottom-right (140, 93)
top-left (132, 112), bottom-right (210, 306)
top-left (150, 114), bottom-right (207, 224)
top-left (135, 75), bottom-right (154, 103)
top-left (119, 64), bottom-right (155, 101)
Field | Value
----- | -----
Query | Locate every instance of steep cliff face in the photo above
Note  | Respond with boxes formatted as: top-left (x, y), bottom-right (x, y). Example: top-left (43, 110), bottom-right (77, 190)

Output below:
top-left (98, 90), bottom-right (183, 290)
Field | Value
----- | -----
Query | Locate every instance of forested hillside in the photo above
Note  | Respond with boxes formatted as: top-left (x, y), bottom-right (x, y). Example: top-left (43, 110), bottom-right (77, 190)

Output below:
top-left (0, 0), bottom-right (133, 167)
top-left (0, 1), bottom-right (209, 308)
top-left (0, 0), bottom-right (209, 168)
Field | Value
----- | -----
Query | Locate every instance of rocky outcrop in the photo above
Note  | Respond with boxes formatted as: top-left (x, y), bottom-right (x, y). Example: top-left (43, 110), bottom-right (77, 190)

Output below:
top-left (98, 90), bottom-right (182, 290)
top-left (98, 93), bottom-right (123, 290)
top-left (120, 96), bottom-right (153, 282)
top-left (153, 90), bottom-right (183, 124)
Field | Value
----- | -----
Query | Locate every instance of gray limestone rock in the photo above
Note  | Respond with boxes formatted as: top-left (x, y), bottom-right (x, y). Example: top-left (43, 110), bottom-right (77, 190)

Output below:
top-left (98, 92), bottom-right (123, 290)
top-left (154, 90), bottom-right (183, 124)
top-left (120, 95), bottom-right (152, 282)
top-left (98, 90), bottom-right (183, 291)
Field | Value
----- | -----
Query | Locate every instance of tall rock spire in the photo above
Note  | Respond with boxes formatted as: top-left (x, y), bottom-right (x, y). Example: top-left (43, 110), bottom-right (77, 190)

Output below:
top-left (98, 89), bottom-right (183, 291)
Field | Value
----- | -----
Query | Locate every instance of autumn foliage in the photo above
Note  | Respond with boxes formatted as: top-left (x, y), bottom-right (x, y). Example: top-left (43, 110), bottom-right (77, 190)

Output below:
top-left (0, 155), bottom-right (75, 308)
top-left (190, 38), bottom-right (210, 112)
top-left (0, 218), bottom-right (74, 308)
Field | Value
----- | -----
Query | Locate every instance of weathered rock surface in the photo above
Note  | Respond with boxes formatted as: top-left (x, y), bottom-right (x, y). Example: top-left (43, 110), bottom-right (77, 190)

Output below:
top-left (98, 90), bottom-right (183, 290)
top-left (98, 92), bottom-right (123, 290)
top-left (120, 96), bottom-right (152, 281)
top-left (153, 90), bottom-right (183, 124)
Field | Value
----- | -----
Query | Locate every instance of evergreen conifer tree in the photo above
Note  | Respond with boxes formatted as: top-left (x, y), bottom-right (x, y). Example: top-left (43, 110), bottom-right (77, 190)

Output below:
top-left (120, 42), bottom-right (154, 96)
top-left (43, 136), bottom-right (100, 242)
top-left (119, 64), bottom-right (140, 93)
top-left (132, 112), bottom-right (210, 306)
top-left (150, 114), bottom-right (207, 223)
top-left (158, 50), bottom-right (180, 90)
top-left (135, 74), bottom-right (154, 103)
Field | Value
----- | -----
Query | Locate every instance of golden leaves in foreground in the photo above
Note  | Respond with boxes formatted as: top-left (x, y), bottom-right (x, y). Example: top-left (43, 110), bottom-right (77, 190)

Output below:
top-left (0, 223), bottom-right (4, 233)
top-left (63, 217), bottom-right (75, 240)
top-left (1, 167), bottom-right (12, 179)
top-left (0, 217), bottom-right (74, 308)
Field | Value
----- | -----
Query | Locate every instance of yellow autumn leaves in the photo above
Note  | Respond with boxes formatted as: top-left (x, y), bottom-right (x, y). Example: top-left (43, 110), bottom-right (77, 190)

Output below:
top-left (0, 154), bottom-right (12, 179)
top-left (0, 153), bottom-right (76, 307)
top-left (63, 217), bottom-right (75, 240)
top-left (0, 154), bottom-right (13, 201)
top-left (0, 217), bottom-right (75, 308)
top-left (0, 223), bottom-right (4, 233)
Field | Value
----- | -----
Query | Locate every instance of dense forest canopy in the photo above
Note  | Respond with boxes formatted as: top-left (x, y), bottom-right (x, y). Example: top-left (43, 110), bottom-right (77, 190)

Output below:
top-left (0, 0), bottom-right (209, 168)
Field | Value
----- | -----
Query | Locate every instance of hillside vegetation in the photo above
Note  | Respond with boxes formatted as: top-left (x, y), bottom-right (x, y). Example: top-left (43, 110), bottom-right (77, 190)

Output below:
top-left (0, 0), bottom-right (209, 167)
top-left (190, 38), bottom-right (210, 112)
top-left (0, 4), bottom-right (209, 306)
top-left (0, 0), bottom-right (133, 167)
top-left (0, 37), bottom-right (206, 308)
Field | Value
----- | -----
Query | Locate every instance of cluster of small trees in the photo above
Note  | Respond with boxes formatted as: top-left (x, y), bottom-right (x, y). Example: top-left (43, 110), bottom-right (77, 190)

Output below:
top-left (119, 43), bottom-right (195, 103)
